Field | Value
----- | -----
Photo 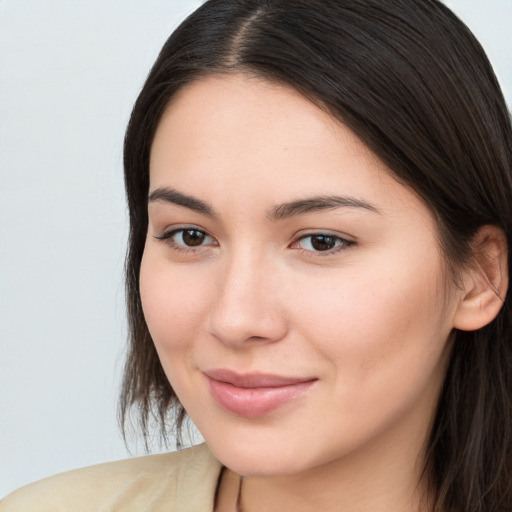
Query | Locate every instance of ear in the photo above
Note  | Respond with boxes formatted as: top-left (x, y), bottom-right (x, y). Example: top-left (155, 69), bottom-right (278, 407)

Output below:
top-left (453, 225), bottom-right (508, 332)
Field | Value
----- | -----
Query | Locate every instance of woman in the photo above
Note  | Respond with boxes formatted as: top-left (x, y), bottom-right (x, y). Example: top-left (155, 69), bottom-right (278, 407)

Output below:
top-left (2, 0), bottom-right (511, 511)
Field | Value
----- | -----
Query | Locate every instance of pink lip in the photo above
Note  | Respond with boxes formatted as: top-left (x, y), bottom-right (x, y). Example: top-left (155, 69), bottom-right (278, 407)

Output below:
top-left (204, 369), bottom-right (317, 418)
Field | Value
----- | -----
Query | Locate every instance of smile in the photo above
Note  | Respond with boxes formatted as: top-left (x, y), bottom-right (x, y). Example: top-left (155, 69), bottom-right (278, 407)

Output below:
top-left (204, 369), bottom-right (317, 418)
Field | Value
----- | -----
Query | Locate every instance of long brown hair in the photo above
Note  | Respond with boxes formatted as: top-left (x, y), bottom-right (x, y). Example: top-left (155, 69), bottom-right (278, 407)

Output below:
top-left (120, 1), bottom-right (512, 510)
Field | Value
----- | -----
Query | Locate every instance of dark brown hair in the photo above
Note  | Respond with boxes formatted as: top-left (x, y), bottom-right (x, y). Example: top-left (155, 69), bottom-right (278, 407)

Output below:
top-left (120, 1), bottom-right (512, 510)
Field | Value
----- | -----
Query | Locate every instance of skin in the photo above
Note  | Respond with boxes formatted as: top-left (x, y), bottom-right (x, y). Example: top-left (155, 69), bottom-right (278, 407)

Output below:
top-left (140, 74), bottom-right (469, 512)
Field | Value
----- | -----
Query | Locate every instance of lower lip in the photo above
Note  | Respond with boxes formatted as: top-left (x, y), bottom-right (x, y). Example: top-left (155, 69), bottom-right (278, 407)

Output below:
top-left (207, 377), bottom-right (316, 418)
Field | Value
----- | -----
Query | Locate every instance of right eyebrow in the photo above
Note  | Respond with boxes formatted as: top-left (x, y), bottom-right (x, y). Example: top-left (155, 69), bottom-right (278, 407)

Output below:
top-left (148, 187), bottom-right (216, 217)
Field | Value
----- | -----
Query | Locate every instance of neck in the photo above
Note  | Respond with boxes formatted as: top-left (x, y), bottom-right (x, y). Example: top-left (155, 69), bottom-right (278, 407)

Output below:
top-left (239, 452), bottom-right (430, 512)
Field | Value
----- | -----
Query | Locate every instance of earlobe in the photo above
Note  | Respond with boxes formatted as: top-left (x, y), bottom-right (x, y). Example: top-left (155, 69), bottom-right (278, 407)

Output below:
top-left (453, 225), bottom-right (508, 332)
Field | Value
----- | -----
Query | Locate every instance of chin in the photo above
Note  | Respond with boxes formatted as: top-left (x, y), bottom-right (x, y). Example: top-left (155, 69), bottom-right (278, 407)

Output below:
top-left (202, 433), bottom-right (318, 477)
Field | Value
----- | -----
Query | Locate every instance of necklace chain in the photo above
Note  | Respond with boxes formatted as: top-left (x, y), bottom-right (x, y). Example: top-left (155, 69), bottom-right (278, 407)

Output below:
top-left (236, 476), bottom-right (243, 512)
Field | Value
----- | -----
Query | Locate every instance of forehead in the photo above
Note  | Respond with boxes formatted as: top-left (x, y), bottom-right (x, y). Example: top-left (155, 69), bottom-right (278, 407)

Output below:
top-left (149, 74), bottom-right (428, 221)
top-left (152, 74), bottom-right (361, 163)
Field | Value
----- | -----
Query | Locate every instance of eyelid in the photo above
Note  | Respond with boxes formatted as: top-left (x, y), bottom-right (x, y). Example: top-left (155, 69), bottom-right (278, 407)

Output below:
top-left (154, 223), bottom-right (211, 239)
top-left (154, 225), bottom-right (218, 251)
top-left (290, 231), bottom-right (356, 255)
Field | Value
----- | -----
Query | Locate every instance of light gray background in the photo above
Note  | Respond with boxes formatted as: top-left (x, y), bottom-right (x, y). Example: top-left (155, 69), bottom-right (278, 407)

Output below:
top-left (1, 0), bottom-right (511, 498)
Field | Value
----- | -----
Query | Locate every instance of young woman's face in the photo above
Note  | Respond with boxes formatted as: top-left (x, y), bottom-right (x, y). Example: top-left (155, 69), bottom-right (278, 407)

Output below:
top-left (141, 75), bottom-right (464, 477)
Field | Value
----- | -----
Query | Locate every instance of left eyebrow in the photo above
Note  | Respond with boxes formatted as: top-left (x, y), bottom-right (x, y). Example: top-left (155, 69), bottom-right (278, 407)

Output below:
top-left (268, 195), bottom-right (380, 220)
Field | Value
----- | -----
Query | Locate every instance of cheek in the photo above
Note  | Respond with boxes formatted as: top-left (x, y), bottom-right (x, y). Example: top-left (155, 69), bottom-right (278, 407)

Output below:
top-left (139, 247), bottom-right (212, 353)
top-left (282, 256), bottom-right (453, 456)
top-left (293, 251), bottom-right (452, 391)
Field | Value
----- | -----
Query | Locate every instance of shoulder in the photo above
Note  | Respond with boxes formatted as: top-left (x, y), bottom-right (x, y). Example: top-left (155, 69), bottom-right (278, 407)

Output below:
top-left (0, 443), bottom-right (222, 512)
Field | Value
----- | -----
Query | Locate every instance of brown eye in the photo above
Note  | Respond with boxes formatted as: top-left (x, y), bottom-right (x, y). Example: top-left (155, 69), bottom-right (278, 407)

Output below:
top-left (182, 229), bottom-right (206, 246)
top-left (295, 233), bottom-right (353, 254)
top-left (310, 235), bottom-right (337, 251)
top-left (155, 228), bottom-right (216, 250)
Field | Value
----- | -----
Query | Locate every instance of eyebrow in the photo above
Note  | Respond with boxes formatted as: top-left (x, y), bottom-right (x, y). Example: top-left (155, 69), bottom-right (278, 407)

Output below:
top-left (148, 187), bottom-right (379, 220)
top-left (268, 195), bottom-right (379, 220)
top-left (148, 187), bottom-right (216, 217)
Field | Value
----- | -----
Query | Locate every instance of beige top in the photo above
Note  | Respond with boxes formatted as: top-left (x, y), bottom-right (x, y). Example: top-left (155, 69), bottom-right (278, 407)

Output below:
top-left (0, 443), bottom-right (223, 512)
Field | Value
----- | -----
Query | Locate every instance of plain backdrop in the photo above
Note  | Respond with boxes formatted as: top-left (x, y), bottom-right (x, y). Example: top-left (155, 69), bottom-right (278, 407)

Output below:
top-left (1, 0), bottom-right (511, 498)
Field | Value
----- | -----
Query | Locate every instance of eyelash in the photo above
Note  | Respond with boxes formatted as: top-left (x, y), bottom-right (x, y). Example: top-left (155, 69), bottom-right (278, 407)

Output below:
top-left (154, 228), bottom-right (355, 256)
top-left (154, 228), bottom-right (218, 254)
top-left (292, 233), bottom-right (355, 255)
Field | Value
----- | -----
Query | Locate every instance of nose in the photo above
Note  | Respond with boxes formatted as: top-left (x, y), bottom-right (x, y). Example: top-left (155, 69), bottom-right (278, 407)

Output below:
top-left (209, 250), bottom-right (288, 348)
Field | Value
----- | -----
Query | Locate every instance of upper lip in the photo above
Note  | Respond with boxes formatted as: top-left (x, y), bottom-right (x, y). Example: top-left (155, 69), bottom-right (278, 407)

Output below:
top-left (203, 368), bottom-right (317, 388)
